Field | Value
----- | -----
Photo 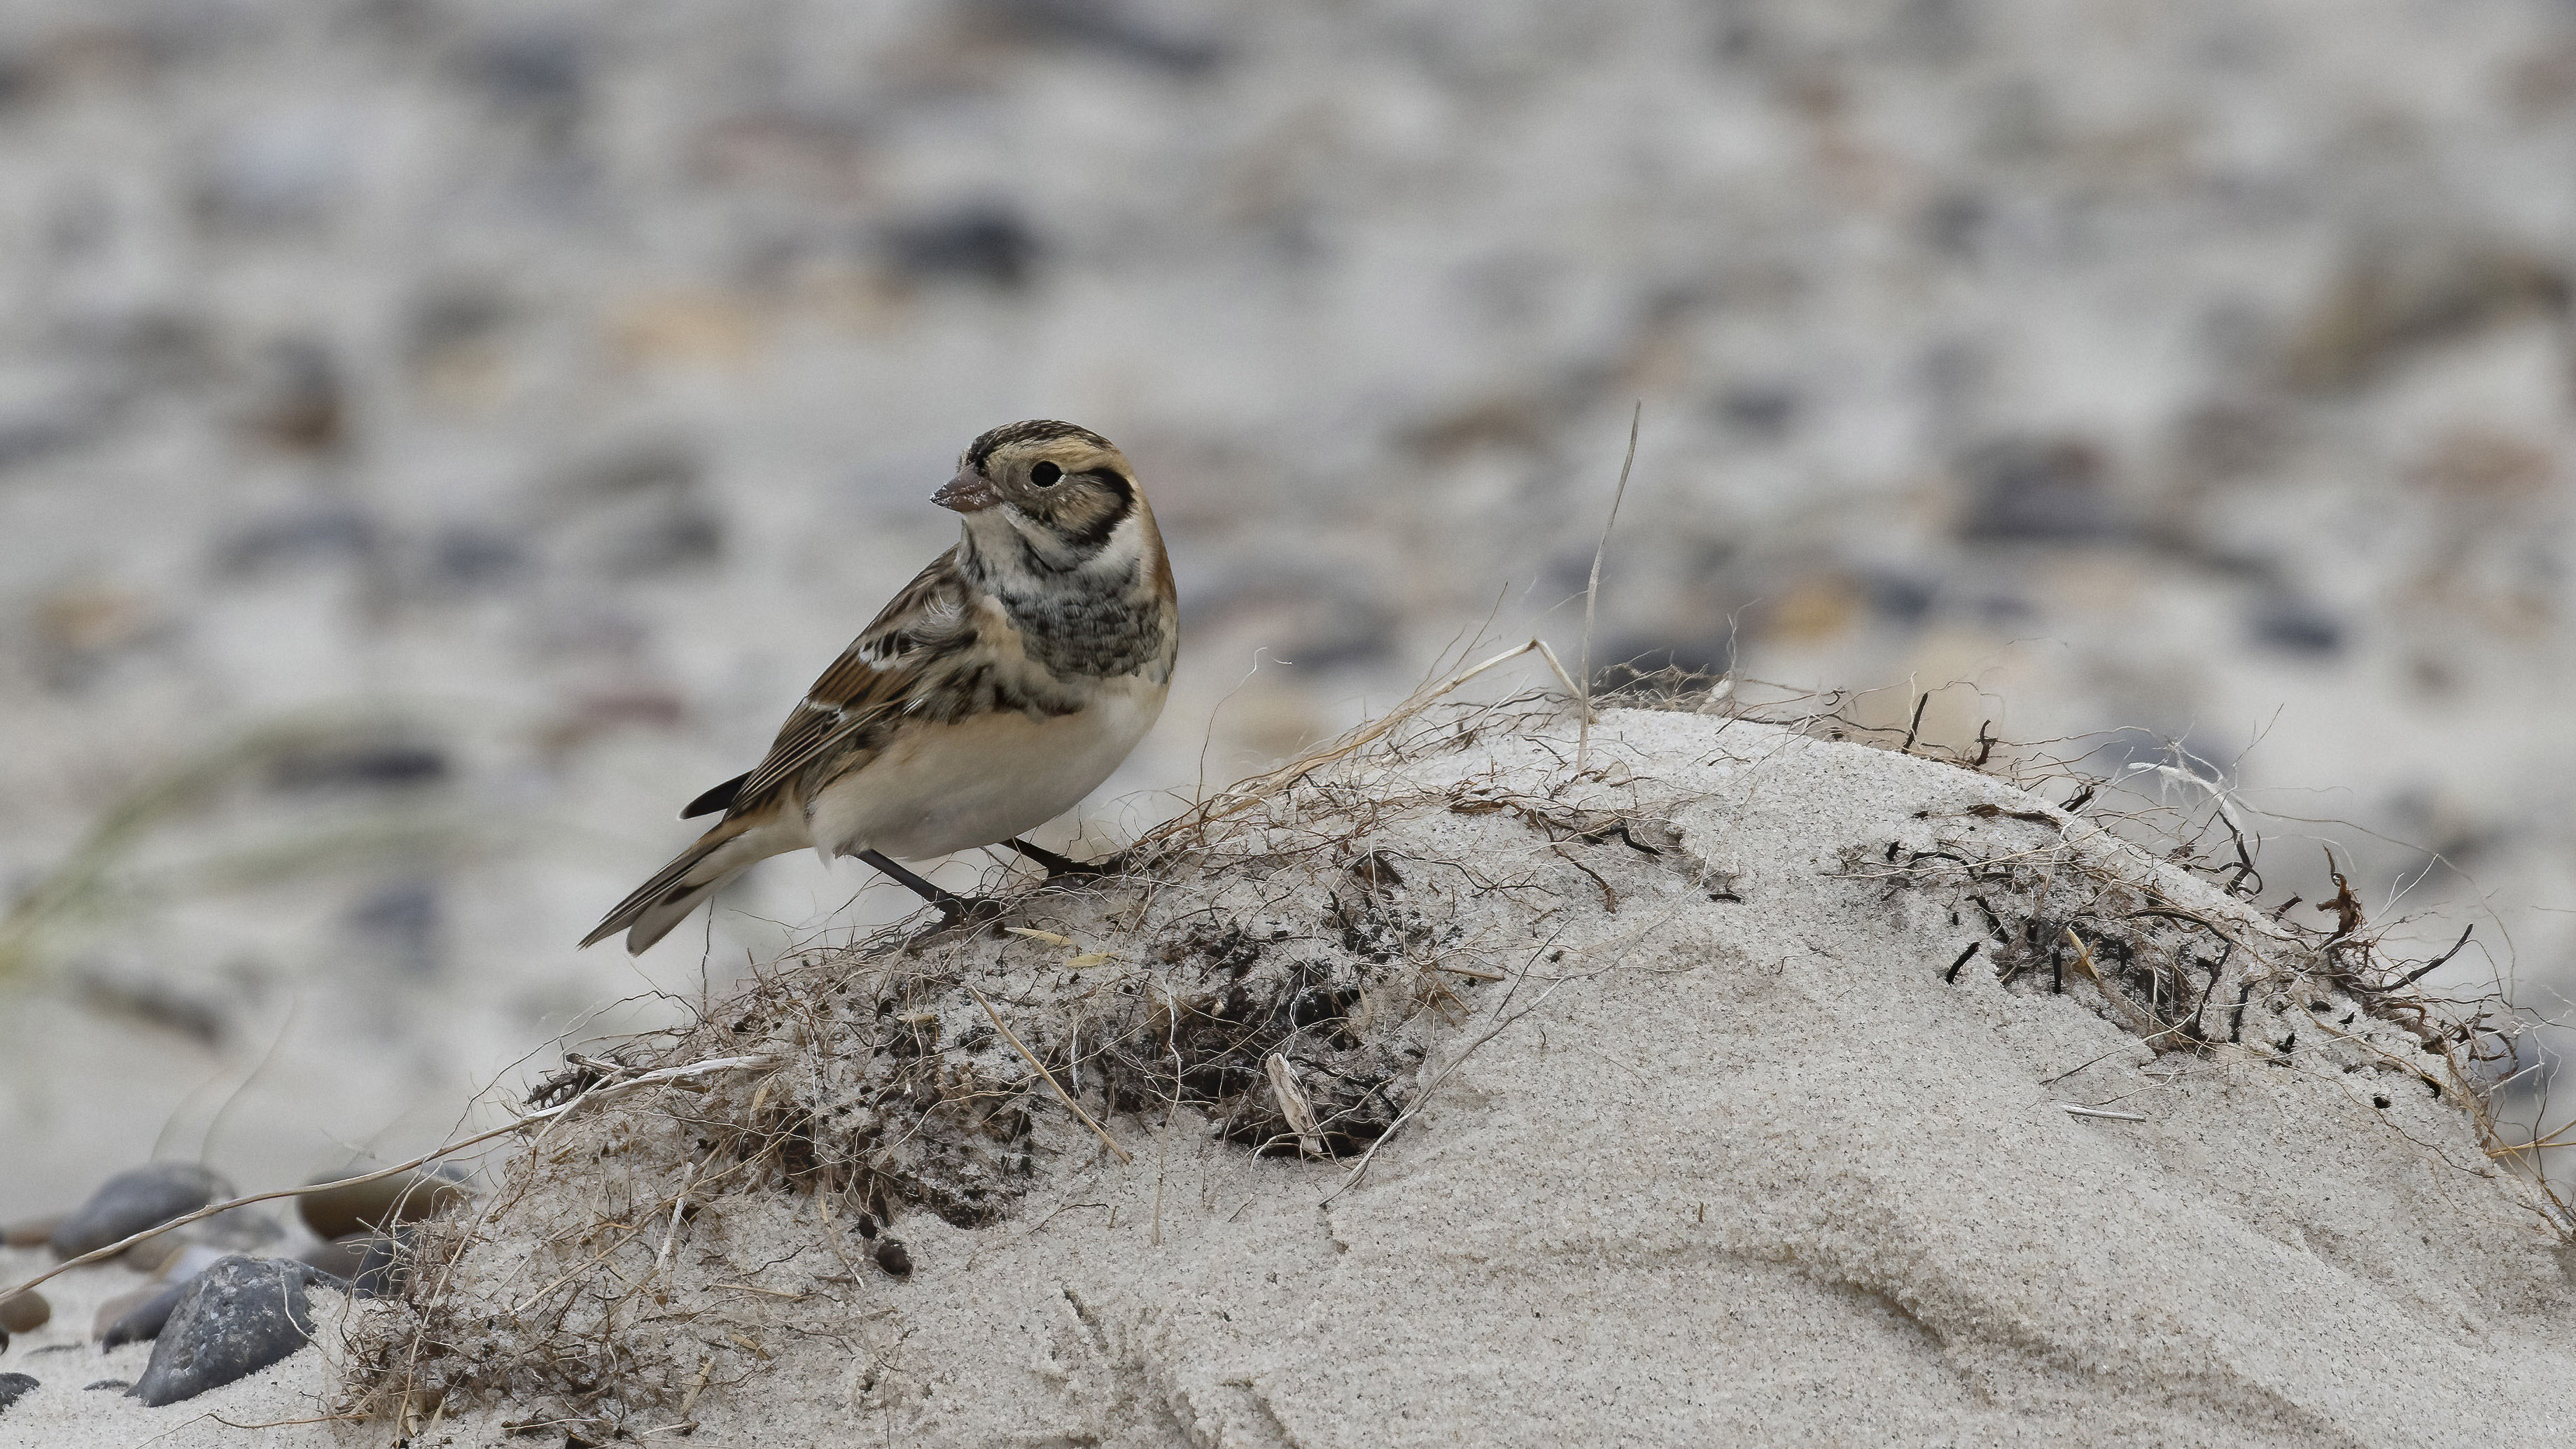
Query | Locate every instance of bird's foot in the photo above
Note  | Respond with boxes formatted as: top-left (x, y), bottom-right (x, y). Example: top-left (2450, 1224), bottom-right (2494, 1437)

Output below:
top-left (1007, 839), bottom-right (1128, 881)
top-left (930, 894), bottom-right (1006, 932)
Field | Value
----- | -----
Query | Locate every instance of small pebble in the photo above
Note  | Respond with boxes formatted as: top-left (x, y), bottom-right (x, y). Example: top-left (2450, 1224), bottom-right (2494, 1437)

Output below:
top-left (97, 1284), bottom-right (186, 1349)
top-left (85, 1380), bottom-right (130, 1392)
top-left (49, 1164), bottom-right (232, 1259)
top-left (0, 1214), bottom-right (64, 1248)
top-left (0, 1373), bottom-right (35, 1415)
top-left (874, 1239), bottom-right (912, 1278)
top-left (297, 1164), bottom-right (469, 1240)
top-left (130, 1256), bottom-right (333, 1407)
top-left (0, 1289), bottom-right (47, 1334)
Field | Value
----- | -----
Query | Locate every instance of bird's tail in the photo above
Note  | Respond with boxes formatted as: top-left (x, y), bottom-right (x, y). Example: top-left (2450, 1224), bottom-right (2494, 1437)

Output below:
top-left (580, 817), bottom-right (783, 955)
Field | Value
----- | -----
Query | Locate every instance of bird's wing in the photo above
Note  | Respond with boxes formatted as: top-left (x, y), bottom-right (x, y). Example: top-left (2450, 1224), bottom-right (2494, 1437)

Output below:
top-left (722, 549), bottom-right (983, 818)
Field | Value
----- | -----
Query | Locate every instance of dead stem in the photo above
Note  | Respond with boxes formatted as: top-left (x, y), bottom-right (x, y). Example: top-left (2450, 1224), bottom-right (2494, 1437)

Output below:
top-left (1576, 404), bottom-right (1642, 776)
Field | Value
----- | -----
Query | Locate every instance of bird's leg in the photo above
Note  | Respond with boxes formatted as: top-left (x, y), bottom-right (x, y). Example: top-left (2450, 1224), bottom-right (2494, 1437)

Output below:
top-left (858, 850), bottom-right (1000, 930)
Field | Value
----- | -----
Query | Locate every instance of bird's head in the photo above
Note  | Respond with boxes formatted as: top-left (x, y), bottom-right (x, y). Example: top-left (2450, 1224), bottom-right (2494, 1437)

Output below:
top-left (937, 419), bottom-right (1144, 566)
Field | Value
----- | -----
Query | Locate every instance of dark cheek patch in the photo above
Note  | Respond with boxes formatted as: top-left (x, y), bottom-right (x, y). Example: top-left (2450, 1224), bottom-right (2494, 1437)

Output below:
top-left (1057, 480), bottom-right (1130, 554)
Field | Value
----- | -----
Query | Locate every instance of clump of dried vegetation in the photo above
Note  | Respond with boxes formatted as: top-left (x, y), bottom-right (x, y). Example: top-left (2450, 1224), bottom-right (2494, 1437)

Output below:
top-left (345, 645), bottom-right (1692, 1437)
top-left (338, 659), bottom-right (2550, 1441)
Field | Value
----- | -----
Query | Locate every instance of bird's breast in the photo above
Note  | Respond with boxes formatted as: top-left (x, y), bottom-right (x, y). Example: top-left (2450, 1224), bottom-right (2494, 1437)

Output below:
top-left (808, 671), bottom-right (1169, 862)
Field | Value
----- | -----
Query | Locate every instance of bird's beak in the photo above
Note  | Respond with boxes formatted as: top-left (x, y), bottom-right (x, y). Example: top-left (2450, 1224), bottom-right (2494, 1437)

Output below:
top-left (933, 469), bottom-right (1002, 514)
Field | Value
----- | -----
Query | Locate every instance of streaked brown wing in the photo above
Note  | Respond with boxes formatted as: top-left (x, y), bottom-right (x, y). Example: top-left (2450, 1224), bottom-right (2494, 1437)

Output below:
top-left (722, 549), bottom-right (978, 816)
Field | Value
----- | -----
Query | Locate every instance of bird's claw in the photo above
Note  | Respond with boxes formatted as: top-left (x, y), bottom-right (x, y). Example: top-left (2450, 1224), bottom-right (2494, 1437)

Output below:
top-left (1007, 837), bottom-right (1134, 882)
top-left (930, 895), bottom-right (1005, 932)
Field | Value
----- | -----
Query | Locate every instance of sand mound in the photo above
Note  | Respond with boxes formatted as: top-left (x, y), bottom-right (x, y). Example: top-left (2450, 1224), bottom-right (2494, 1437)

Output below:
top-left (13, 696), bottom-right (2570, 1446)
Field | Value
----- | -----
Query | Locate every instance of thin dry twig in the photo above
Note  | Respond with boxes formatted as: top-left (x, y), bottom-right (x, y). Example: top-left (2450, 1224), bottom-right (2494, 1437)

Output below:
top-left (2058, 1103), bottom-right (2150, 1123)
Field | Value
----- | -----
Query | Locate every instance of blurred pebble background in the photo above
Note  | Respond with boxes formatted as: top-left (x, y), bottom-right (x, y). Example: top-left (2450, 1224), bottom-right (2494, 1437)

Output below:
top-left (6, 0), bottom-right (2576, 1212)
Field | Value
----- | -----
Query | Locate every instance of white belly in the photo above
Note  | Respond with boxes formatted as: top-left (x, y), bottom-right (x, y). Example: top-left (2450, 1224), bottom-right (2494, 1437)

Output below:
top-left (804, 677), bottom-right (1167, 862)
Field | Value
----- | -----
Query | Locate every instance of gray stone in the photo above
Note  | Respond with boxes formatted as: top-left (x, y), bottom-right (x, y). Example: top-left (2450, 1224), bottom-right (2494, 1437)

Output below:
top-left (129, 1257), bottom-right (336, 1407)
top-left (0, 1373), bottom-right (35, 1415)
top-left (48, 1164), bottom-right (231, 1259)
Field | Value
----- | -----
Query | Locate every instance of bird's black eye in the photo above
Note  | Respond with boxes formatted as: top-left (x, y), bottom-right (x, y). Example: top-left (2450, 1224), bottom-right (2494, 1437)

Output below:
top-left (1029, 461), bottom-right (1062, 487)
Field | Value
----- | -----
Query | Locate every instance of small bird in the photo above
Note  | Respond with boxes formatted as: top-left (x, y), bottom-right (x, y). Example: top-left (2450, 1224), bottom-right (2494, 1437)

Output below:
top-left (582, 419), bottom-right (1177, 953)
